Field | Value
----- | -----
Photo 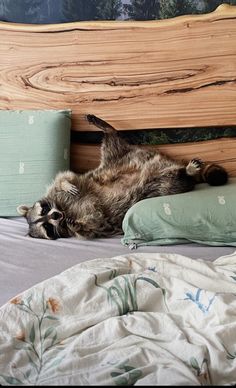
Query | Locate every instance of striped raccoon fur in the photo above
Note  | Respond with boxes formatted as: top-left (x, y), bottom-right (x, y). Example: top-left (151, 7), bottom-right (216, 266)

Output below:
top-left (17, 114), bottom-right (228, 240)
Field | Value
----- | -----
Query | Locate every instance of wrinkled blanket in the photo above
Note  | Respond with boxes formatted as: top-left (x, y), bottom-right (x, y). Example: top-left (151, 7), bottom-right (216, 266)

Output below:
top-left (0, 252), bottom-right (236, 386)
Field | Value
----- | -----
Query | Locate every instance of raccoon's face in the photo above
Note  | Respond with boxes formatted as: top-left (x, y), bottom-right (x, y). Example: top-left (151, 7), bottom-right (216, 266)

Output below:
top-left (17, 199), bottom-right (72, 240)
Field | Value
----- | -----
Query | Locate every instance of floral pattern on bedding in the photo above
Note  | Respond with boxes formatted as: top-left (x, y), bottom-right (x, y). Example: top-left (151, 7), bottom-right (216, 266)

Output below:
top-left (1, 294), bottom-right (62, 385)
top-left (0, 252), bottom-right (236, 385)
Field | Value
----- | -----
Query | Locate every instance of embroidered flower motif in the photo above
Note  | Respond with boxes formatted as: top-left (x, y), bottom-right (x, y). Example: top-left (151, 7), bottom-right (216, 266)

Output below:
top-left (19, 162), bottom-right (25, 174)
top-left (10, 296), bottom-right (22, 305)
top-left (163, 203), bottom-right (171, 215)
top-left (16, 332), bottom-right (25, 342)
top-left (218, 195), bottom-right (226, 205)
top-left (28, 115), bottom-right (34, 125)
top-left (47, 298), bottom-right (60, 313)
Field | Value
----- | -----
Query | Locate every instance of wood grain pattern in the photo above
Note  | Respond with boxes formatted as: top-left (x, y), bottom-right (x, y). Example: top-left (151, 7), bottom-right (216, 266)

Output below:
top-left (0, 4), bottom-right (236, 131)
top-left (71, 137), bottom-right (236, 176)
top-left (1, 4), bottom-right (236, 175)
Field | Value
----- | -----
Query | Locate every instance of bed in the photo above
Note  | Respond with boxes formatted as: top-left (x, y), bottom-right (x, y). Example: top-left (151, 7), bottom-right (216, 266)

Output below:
top-left (0, 4), bottom-right (236, 385)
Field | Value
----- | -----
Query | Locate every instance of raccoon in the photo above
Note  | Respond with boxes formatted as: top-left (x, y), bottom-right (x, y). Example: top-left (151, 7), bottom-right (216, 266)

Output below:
top-left (17, 114), bottom-right (228, 240)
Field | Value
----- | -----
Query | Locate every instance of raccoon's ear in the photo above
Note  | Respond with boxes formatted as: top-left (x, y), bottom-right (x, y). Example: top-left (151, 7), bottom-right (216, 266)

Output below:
top-left (17, 205), bottom-right (30, 217)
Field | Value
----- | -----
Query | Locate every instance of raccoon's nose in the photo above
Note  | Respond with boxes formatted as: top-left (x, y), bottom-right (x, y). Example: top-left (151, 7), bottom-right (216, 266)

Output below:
top-left (51, 211), bottom-right (63, 220)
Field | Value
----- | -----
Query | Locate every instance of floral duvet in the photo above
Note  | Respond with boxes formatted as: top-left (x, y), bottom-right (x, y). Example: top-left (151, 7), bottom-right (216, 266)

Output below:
top-left (0, 252), bottom-right (236, 386)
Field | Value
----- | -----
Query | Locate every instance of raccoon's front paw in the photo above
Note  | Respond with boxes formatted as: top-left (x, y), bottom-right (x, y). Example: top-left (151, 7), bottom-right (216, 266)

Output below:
top-left (61, 181), bottom-right (79, 196)
top-left (186, 158), bottom-right (204, 176)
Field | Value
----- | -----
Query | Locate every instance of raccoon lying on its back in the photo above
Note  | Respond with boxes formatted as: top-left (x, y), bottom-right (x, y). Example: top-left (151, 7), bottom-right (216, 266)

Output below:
top-left (18, 115), bottom-right (228, 240)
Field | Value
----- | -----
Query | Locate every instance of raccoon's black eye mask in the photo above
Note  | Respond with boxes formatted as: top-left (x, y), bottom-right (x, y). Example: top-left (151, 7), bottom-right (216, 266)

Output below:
top-left (42, 222), bottom-right (58, 240)
top-left (28, 219), bottom-right (60, 240)
top-left (40, 201), bottom-right (51, 216)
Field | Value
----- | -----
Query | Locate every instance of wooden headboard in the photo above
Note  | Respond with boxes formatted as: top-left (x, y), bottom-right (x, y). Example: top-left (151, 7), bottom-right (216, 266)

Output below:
top-left (0, 4), bottom-right (236, 174)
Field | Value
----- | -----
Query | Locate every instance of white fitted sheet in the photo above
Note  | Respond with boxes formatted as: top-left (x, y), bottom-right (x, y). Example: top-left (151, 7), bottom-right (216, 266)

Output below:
top-left (0, 217), bottom-right (235, 306)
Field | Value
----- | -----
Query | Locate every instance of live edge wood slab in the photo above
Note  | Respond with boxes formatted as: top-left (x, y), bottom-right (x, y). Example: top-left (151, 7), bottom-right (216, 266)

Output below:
top-left (0, 4), bottom-right (236, 173)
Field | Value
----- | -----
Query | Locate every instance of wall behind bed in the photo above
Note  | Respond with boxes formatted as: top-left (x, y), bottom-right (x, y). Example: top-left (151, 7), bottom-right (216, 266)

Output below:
top-left (0, 0), bottom-right (236, 175)
top-left (1, 0), bottom-right (236, 23)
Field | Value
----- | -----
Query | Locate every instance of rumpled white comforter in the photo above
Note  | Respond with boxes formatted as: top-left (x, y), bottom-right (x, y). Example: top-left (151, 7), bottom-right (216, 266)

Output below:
top-left (0, 252), bottom-right (236, 386)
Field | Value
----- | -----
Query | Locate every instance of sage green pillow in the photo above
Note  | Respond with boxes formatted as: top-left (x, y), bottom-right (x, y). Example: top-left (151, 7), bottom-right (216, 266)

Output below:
top-left (0, 110), bottom-right (71, 216)
top-left (122, 178), bottom-right (236, 248)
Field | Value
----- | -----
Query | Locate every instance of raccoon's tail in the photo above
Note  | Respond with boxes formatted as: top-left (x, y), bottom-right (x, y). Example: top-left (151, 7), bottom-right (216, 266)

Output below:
top-left (87, 114), bottom-right (116, 133)
top-left (186, 158), bottom-right (228, 186)
top-left (201, 163), bottom-right (228, 186)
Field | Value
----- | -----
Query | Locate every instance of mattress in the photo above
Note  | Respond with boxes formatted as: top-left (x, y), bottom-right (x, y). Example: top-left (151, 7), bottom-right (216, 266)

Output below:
top-left (0, 216), bottom-right (235, 307)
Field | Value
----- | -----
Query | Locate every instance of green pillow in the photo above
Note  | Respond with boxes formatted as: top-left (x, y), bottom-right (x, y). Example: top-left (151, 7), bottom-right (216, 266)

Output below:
top-left (0, 110), bottom-right (71, 216)
top-left (122, 178), bottom-right (236, 248)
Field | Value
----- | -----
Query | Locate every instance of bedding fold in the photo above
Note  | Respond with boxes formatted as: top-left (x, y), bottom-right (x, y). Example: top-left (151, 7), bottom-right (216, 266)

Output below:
top-left (0, 252), bottom-right (236, 385)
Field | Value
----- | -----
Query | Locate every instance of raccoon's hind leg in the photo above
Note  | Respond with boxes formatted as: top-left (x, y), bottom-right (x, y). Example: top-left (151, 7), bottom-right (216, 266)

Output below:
top-left (186, 158), bottom-right (228, 186)
top-left (139, 159), bottom-right (200, 199)
top-left (87, 114), bottom-right (132, 167)
top-left (186, 158), bottom-right (204, 177)
top-left (87, 114), bottom-right (116, 134)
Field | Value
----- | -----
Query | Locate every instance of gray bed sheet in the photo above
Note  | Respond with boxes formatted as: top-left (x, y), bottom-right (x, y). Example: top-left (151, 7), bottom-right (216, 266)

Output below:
top-left (0, 217), bottom-right (235, 307)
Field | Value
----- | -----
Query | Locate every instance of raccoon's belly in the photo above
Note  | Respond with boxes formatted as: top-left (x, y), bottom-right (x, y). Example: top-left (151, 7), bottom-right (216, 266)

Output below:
top-left (99, 171), bottom-right (141, 197)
